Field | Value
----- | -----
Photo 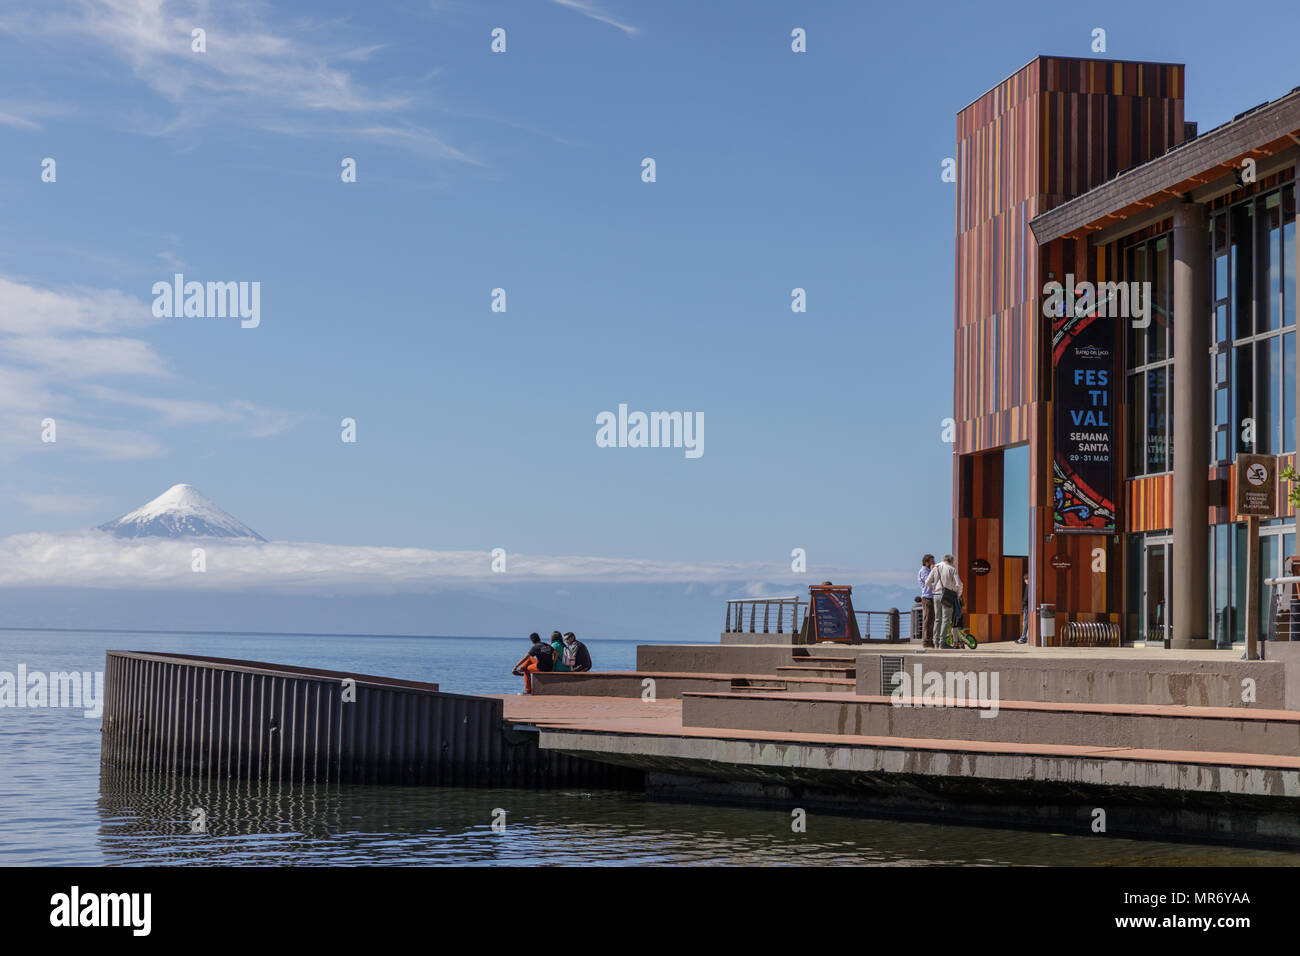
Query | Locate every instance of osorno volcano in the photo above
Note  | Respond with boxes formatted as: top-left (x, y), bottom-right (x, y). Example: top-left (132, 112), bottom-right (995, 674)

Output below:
top-left (97, 484), bottom-right (266, 541)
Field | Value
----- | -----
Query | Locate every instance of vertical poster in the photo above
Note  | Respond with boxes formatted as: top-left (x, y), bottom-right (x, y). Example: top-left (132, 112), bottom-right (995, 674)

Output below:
top-left (1052, 310), bottom-right (1117, 531)
top-left (812, 589), bottom-right (850, 639)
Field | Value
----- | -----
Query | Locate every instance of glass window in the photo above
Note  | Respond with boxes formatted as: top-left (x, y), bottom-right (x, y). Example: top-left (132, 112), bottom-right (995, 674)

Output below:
top-left (1147, 366), bottom-right (1167, 472)
top-left (1002, 444), bottom-right (1029, 555)
top-left (1287, 332), bottom-right (1296, 455)
top-left (1260, 336), bottom-right (1280, 454)
top-left (1234, 344), bottom-right (1254, 453)
top-left (1260, 537), bottom-right (1278, 642)
top-left (1150, 237), bottom-right (1169, 362)
top-left (1167, 365), bottom-right (1174, 469)
top-left (1285, 186), bottom-right (1296, 328)
top-left (1128, 373), bottom-right (1144, 475)
top-left (1234, 522), bottom-right (1248, 643)
top-left (1266, 193), bottom-right (1282, 332)
top-left (1126, 534), bottom-right (1142, 643)
top-left (1127, 244), bottom-right (1146, 368)
top-left (1233, 203), bottom-right (1254, 339)
top-left (1213, 523), bottom-right (1230, 645)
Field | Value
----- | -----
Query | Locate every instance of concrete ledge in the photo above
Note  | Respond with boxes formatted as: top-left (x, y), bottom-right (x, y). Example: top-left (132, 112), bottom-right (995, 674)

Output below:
top-left (678, 691), bottom-right (1300, 756)
top-left (531, 671), bottom-right (853, 698)
top-left (853, 651), bottom-right (1287, 708)
top-left (720, 632), bottom-right (795, 645)
top-left (540, 727), bottom-right (1300, 847)
top-left (640, 642), bottom-right (921, 676)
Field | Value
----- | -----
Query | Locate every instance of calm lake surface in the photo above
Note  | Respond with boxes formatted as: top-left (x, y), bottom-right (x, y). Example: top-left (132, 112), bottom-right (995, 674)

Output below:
top-left (3, 629), bottom-right (1298, 866)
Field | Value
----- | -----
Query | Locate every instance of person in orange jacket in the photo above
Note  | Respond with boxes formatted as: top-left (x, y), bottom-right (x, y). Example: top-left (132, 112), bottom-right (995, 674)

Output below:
top-left (511, 632), bottom-right (553, 694)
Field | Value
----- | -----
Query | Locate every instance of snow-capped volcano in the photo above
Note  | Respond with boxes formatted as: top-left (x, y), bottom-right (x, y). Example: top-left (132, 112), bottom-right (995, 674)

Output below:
top-left (98, 484), bottom-right (266, 541)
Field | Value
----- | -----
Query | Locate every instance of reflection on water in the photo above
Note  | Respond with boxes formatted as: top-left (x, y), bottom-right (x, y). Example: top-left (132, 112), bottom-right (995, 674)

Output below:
top-left (96, 766), bottom-right (1300, 867)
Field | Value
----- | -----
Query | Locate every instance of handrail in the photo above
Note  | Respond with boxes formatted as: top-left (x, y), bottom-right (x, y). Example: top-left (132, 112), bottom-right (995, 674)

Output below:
top-left (723, 598), bottom-right (918, 642)
top-left (723, 597), bottom-right (806, 634)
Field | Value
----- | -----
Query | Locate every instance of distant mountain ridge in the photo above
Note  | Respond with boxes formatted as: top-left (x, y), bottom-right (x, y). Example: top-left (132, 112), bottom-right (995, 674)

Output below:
top-left (97, 483), bottom-right (266, 541)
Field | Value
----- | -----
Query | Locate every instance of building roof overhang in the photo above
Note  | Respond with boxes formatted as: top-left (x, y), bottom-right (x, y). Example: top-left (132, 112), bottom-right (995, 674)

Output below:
top-left (1029, 88), bottom-right (1300, 247)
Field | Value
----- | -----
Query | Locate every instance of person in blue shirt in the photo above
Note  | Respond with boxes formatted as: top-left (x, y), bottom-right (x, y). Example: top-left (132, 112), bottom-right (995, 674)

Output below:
top-left (917, 554), bottom-right (936, 649)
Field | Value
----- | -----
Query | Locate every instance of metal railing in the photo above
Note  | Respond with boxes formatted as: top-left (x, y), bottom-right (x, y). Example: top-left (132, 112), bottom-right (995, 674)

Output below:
top-left (856, 610), bottom-right (908, 642)
top-left (723, 599), bottom-right (917, 642)
top-left (723, 597), bottom-right (805, 634)
top-left (1266, 576), bottom-right (1300, 641)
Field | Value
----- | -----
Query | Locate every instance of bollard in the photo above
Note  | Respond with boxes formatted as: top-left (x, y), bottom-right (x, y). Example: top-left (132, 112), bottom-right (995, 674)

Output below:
top-left (1038, 604), bottom-right (1055, 646)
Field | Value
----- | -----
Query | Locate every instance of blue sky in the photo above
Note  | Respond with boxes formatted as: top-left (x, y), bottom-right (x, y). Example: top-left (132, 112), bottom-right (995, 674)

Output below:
top-left (2, 0), bottom-right (1299, 597)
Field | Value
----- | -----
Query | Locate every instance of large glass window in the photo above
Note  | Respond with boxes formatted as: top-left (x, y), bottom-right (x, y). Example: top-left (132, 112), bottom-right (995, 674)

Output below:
top-left (1205, 181), bottom-right (1298, 645)
top-left (1002, 444), bottom-right (1029, 556)
top-left (1125, 234), bottom-right (1174, 476)
top-left (1213, 184), bottom-right (1297, 462)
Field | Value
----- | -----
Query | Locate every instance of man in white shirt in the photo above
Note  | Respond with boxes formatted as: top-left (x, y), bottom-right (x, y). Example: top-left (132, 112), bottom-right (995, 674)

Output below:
top-left (925, 554), bottom-right (964, 649)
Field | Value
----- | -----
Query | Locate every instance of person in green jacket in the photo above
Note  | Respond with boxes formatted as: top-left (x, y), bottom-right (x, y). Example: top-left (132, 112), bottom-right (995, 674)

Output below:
top-left (549, 630), bottom-right (569, 672)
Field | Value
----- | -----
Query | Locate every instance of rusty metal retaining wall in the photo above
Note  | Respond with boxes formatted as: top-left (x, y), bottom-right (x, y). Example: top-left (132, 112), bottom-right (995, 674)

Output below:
top-left (101, 650), bottom-right (641, 789)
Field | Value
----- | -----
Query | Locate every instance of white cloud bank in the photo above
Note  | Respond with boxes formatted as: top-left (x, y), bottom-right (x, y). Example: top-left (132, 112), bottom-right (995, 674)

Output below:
top-left (0, 531), bottom-right (891, 596)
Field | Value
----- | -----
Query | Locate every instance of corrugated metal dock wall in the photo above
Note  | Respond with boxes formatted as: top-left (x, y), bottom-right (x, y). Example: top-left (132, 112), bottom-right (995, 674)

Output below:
top-left (101, 650), bottom-right (641, 789)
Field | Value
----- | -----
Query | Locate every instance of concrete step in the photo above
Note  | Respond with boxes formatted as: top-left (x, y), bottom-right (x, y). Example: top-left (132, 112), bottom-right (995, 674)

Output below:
top-left (531, 671), bottom-right (853, 698)
top-left (776, 665), bottom-right (857, 678)
top-left (679, 691), bottom-right (1300, 756)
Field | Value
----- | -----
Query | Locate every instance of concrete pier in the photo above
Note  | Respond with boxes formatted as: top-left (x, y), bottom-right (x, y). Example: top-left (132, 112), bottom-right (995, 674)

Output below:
top-left (515, 640), bottom-right (1300, 847)
top-left (100, 641), bottom-right (1300, 847)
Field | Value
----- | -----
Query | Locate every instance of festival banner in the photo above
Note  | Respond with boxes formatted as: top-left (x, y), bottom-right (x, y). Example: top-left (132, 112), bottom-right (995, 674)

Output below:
top-left (1052, 309), bottom-right (1117, 532)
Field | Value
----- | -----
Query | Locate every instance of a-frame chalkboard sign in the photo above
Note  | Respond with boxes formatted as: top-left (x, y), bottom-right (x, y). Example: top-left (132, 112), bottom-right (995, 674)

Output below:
top-left (798, 582), bottom-right (861, 644)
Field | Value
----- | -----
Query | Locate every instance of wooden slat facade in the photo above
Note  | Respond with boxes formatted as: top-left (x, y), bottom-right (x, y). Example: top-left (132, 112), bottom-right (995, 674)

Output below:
top-left (953, 57), bottom-right (1185, 640)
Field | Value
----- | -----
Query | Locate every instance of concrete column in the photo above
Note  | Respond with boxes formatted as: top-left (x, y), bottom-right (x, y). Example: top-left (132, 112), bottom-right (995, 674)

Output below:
top-left (1171, 202), bottom-right (1213, 648)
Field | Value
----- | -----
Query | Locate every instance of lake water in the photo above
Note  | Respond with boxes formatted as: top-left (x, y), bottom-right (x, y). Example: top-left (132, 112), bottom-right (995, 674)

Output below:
top-left (3, 628), bottom-right (1298, 866)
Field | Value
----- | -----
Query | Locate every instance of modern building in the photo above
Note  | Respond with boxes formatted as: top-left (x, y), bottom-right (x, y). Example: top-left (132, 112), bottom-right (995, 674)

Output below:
top-left (953, 56), bottom-right (1299, 648)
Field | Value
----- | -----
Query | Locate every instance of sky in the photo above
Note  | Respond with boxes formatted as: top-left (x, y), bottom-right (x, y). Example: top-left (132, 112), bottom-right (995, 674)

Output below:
top-left (1, 0), bottom-right (1299, 616)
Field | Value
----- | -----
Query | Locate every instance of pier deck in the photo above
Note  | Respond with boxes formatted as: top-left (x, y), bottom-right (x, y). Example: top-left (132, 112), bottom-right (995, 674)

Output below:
top-left (498, 686), bottom-right (1300, 847)
top-left (499, 693), bottom-right (1300, 770)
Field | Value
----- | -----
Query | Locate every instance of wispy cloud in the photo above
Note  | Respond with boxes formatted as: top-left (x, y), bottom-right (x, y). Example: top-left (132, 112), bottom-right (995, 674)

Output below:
top-left (552, 0), bottom-right (639, 37)
top-left (0, 275), bottom-right (299, 459)
top-left (155, 250), bottom-right (188, 272)
top-left (0, 110), bottom-right (40, 130)
top-left (81, 385), bottom-right (302, 438)
top-left (0, 0), bottom-right (475, 159)
top-left (18, 494), bottom-right (104, 516)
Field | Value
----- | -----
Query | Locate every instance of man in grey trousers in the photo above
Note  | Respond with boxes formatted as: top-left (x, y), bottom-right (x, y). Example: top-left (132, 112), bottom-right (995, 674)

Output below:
top-left (926, 554), bottom-right (964, 649)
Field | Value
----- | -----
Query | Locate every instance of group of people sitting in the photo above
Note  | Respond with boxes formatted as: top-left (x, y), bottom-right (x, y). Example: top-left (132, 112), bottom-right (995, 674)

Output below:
top-left (512, 630), bottom-right (592, 693)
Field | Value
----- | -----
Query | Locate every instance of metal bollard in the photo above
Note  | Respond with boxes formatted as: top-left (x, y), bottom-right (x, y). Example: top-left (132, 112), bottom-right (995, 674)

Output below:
top-left (1038, 604), bottom-right (1055, 645)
